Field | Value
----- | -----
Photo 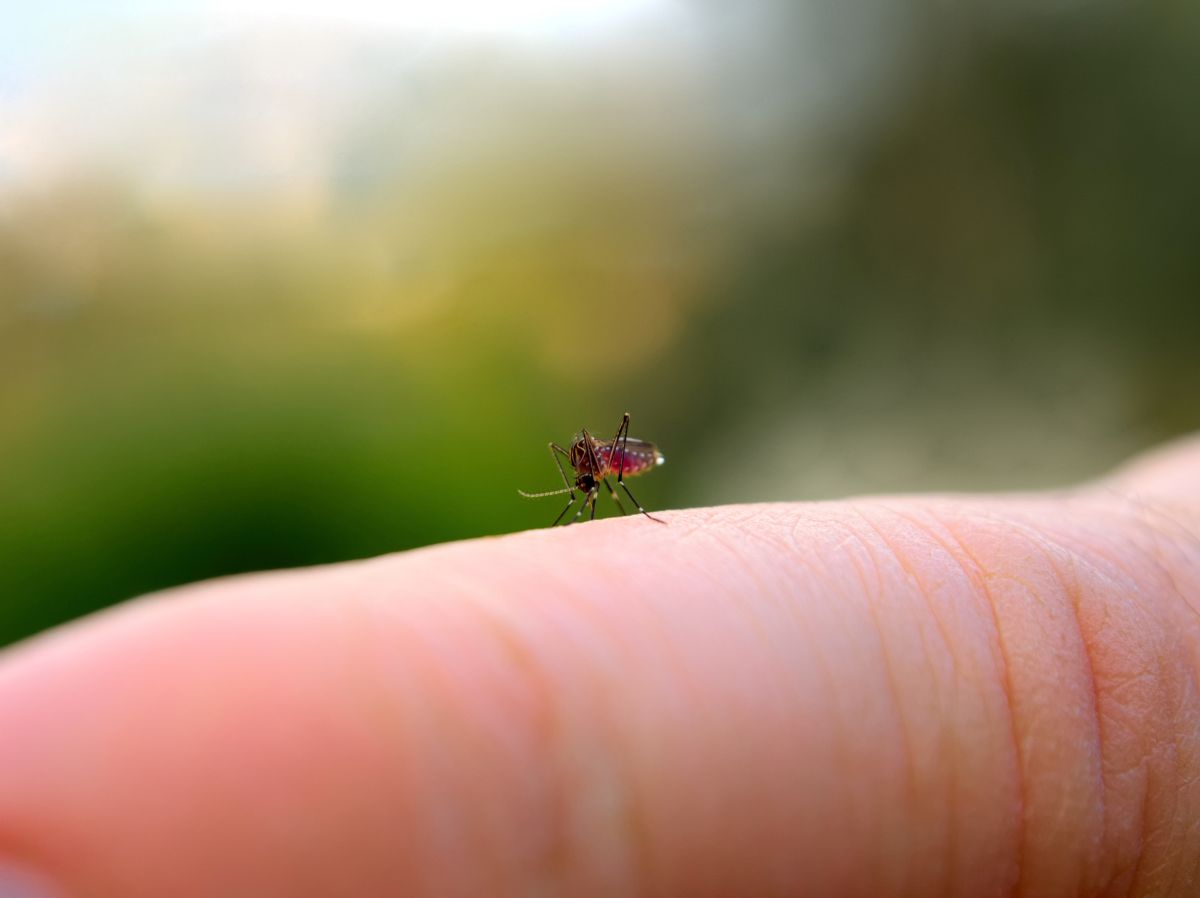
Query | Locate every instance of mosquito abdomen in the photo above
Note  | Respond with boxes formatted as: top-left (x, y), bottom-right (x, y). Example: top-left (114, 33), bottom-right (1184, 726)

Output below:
top-left (598, 441), bottom-right (663, 478)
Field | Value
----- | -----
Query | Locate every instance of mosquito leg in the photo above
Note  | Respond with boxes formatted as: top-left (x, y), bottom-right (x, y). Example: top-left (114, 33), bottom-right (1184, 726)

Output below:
top-left (612, 413), bottom-right (663, 523)
top-left (608, 412), bottom-right (630, 481)
top-left (612, 412), bottom-right (632, 483)
top-left (580, 427), bottom-right (601, 479)
top-left (540, 442), bottom-right (578, 526)
top-left (603, 477), bottom-right (628, 515)
top-left (619, 480), bottom-right (666, 524)
top-left (568, 491), bottom-right (592, 525)
top-left (549, 442), bottom-right (574, 492)
top-left (588, 488), bottom-right (599, 521)
top-left (552, 492), bottom-right (581, 526)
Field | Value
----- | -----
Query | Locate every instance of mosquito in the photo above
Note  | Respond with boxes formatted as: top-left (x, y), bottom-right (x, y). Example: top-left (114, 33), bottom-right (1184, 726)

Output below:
top-left (519, 412), bottom-right (666, 525)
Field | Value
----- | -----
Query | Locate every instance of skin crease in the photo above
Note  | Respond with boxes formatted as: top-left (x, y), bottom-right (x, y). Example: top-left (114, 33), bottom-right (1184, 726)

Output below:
top-left (0, 439), bottom-right (1198, 896)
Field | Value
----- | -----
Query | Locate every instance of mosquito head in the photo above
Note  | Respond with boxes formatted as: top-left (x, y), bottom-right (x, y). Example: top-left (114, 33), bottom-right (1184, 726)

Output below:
top-left (575, 472), bottom-right (596, 495)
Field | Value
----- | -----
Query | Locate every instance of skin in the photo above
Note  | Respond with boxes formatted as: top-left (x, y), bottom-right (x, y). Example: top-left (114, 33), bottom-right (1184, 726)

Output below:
top-left (1, 437), bottom-right (1199, 897)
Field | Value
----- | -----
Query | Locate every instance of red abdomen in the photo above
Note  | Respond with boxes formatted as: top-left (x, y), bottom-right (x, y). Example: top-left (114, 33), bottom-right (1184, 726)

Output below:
top-left (596, 440), bottom-right (663, 478)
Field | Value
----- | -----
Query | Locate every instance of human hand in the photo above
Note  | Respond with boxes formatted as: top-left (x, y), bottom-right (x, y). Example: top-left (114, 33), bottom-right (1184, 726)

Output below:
top-left (1, 437), bottom-right (1199, 897)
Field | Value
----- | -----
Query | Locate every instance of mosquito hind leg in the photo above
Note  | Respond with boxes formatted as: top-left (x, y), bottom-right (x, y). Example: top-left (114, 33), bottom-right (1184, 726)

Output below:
top-left (619, 480), bottom-right (665, 524)
top-left (609, 413), bottom-right (631, 480)
top-left (609, 413), bottom-right (664, 523)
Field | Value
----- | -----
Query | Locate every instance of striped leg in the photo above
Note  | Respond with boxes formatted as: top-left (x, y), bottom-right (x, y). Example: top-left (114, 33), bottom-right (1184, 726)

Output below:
top-left (603, 477), bottom-right (628, 515)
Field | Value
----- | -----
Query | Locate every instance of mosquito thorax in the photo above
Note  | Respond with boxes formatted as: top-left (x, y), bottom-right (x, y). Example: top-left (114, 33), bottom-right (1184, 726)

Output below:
top-left (569, 438), bottom-right (591, 472)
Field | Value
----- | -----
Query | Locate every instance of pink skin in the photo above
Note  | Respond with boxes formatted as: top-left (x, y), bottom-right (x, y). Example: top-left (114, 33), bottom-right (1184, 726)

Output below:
top-left (0, 437), bottom-right (1199, 896)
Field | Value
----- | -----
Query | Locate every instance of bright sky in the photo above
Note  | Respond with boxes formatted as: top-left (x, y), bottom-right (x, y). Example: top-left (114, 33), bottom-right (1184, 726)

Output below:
top-left (0, 0), bottom-right (677, 187)
top-left (2, 0), bottom-right (666, 63)
top-left (213, 0), bottom-right (665, 34)
top-left (0, 0), bottom-right (671, 115)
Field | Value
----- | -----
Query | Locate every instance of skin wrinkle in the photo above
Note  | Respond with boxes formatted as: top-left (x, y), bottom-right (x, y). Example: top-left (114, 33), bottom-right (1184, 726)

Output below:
top-left (774, 512), bottom-right (905, 896)
top-left (775, 549), bottom-right (854, 806)
top-left (871, 506), bottom-right (962, 677)
top-left (408, 552), bottom-right (668, 895)
top-left (773, 515), bottom-right (868, 880)
top-left (1130, 651), bottom-right (1190, 898)
top-left (782, 504), bottom-right (1027, 897)
top-left (804, 514), bottom-right (902, 891)
top-left (1099, 518), bottom-right (1200, 897)
top-left (986, 503), bottom-right (1188, 896)
top-left (1044, 542), bottom-right (1126, 896)
top-left (854, 507), bottom-right (950, 697)
top-left (664, 506), bottom-right (910, 894)
top-left (837, 509), bottom-right (922, 898)
top-left (1125, 774), bottom-right (1157, 898)
top-left (595, 548), bottom-right (734, 896)
top-left (1100, 501), bottom-right (1200, 660)
top-left (443, 551), bottom-right (676, 896)
top-left (373, 609), bottom-right (501, 894)
top-left (1131, 504), bottom-right (1200, 586)
top-left (976, 502), bottom-right (1200, 897)
top-left (873, 505), bottom-right (989, 898)
top-left (851, 506), bottom-right (953, 897)
top-left (480, 523), bottom-right (771, 896)
top-left (927, 519), bottom-right (1027, 898)
top-left (1191, 813), bottom-right (1200, 893)
top-left (1083, 508), bottom-right (1200, 898)
top-left (964, 520), bottom-right (1111, 896)
top-left (1123, 510), bottom-right (1200, 897)
top-left (788, 520), bottom-right (858, 737)
top-left (324, 596), bottom-right (429, 880)
top-left (1088, 495), bottom-right (1200, 887)
top-left (618, 515), bottom-right (867, 895)
top-left (357, 558), bottom-right (598, 895)
top-left (560, 574), bottom-right (695, 898)
top-left (1164, 709), bottom-right (1200, 897)
top-left (1035, 530), bottom-right (1129, 894)
top-left (697, 518), bottom-right (876, 894)
top-left (451, 598), bottom-right (575, 895)
top-left (993, 485), bottom-right (1200, 897)
top-left (735, 527), bottom-right (875, 893)
top-left (701, 527), bottom-right (784, 650)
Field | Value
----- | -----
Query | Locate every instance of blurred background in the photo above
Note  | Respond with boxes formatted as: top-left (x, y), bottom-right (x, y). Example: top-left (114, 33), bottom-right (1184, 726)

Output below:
top-left (2, 0), bottom-right (1198, 646)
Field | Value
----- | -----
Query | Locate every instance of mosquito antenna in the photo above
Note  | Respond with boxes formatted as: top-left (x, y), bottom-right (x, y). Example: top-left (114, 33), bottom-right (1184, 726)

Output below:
top-left (518, 487), bottom-right (575, 499)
